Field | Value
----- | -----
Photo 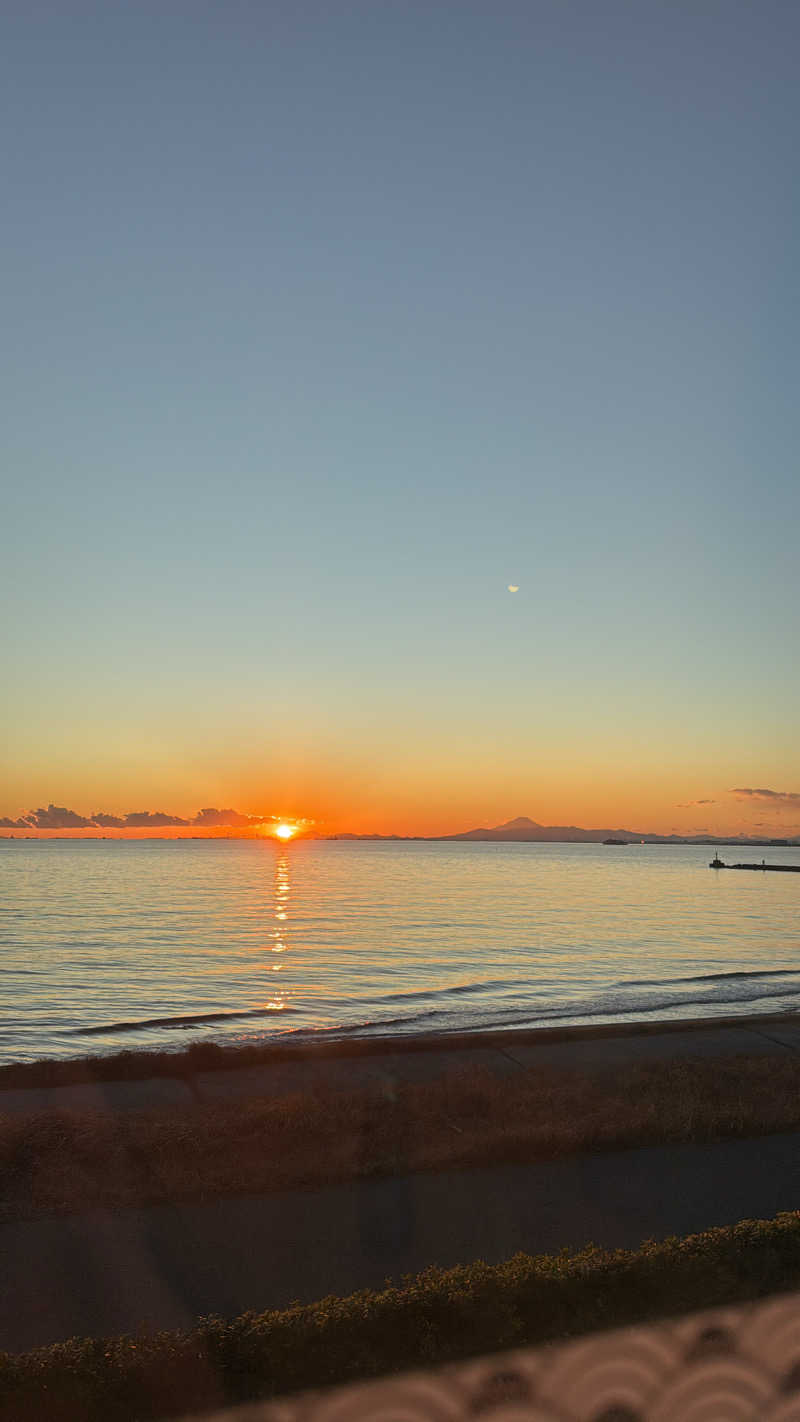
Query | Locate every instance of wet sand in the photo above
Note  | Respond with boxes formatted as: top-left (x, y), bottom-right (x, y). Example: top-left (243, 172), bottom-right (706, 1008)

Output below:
top-left (2, 1008), bottom-right (799, 1113)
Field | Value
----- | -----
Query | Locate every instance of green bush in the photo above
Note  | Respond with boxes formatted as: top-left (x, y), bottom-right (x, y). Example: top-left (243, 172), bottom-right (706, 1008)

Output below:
top-left (3, 1213), bottom-right (800, 1422)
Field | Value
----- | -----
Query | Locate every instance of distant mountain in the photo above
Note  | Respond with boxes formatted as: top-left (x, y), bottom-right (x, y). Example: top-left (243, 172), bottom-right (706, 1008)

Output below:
top-left (442, 817), bottom-right (799, 846)
top-left (324, 816), bottom-right (799, 846)
top-left (445, 816), bottom-right (637, 842)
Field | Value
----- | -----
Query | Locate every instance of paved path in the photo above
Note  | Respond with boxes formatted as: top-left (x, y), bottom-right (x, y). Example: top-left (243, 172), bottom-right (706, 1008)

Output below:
top-left (3, 1016), bottom-right (800, 1116)
top-left (3, 1129), bottom-right (800, 1353)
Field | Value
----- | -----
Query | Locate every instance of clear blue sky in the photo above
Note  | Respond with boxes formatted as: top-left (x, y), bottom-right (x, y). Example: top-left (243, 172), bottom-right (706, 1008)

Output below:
top-left (2, 0), bottom-right (798, 833)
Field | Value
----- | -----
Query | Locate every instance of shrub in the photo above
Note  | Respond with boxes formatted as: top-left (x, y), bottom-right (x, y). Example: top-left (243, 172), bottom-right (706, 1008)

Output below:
top-left (2, 1213), bottom-right (800, 1421)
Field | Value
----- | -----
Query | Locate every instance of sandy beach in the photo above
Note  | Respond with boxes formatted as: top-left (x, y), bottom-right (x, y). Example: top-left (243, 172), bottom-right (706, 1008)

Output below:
top-left (2, 1007), bottom-right (800, 1209)
top-left (2, 1004), bottom-right (799, 1098)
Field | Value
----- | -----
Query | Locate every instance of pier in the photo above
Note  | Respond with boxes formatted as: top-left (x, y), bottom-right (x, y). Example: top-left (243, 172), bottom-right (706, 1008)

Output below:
top-left (710, 857), bottom-right (800, 873)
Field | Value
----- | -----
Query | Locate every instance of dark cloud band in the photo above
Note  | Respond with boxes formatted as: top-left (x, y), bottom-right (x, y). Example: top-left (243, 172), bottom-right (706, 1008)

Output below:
top-left (731, 787), bottom-right (800, 805)
top-left (0, 804), bottom-right (275, 830)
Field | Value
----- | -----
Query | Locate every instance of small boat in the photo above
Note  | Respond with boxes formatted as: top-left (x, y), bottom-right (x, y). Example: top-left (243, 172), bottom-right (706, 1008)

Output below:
top-left (709, 856), bottom-right (726, 869)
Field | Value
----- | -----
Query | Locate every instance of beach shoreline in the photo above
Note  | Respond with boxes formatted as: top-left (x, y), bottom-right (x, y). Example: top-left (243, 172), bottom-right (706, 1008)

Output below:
top-left (2, 1005), bottom-right (798, 1091)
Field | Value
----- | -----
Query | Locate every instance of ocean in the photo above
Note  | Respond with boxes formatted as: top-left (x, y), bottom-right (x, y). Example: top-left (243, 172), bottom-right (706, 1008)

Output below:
top-left (1, 837), bottom-right (799, 1064)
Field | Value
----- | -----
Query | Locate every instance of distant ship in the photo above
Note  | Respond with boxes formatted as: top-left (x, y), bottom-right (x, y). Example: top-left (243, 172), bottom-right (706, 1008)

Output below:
top-left (603, 837), bottom-right (628, 845)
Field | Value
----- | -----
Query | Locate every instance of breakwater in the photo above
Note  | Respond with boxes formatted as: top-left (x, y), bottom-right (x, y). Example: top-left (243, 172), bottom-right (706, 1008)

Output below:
top-left (710, 859), bottom-right (800, 873)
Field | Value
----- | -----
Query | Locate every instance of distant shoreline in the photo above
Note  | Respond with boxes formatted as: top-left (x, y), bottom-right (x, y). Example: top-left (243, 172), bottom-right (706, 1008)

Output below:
top-left (2, 834), bottom-right (798, 846)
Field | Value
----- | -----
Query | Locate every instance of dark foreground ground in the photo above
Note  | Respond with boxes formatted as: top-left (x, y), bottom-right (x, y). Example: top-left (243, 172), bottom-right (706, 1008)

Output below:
top-left (1, 1012), bottom-right (800, 1351)
top-left (4, 1128), bottom-right (800, 1352)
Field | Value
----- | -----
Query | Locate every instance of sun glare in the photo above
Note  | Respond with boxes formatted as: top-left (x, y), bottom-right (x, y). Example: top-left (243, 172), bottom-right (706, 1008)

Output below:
top-left (274, 822), bottom-right (297, 840)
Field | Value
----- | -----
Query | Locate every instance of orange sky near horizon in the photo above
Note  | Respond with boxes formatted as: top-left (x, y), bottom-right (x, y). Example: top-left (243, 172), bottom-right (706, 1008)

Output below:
top-left (3, 696), bottom-right (799, 840)
top-left (3, 773), bottom-right (799, 840)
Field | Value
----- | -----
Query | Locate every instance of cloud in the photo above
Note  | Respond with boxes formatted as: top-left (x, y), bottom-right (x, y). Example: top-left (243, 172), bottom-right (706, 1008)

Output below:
top-left (192, 807), bottom-right (266, 828)
top-left (14, 804), bottom-right (96, 829)
top-left (122, 811), bottom-right (190, 827)
top-left (507, 585), bottom-right (519, 592)
top-left (676, 799), bottom-right (715, 807)
top-left (730, 787), bottom-right (800, 806)
top-left (191, 809), bottom-right (316, 829)
top-left (0, 803), bottom-right (314, 832)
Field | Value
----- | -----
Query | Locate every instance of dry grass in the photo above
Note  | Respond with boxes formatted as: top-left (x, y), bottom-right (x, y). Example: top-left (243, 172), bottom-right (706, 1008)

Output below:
top-left (1, 1051), bottom-right (797, 1222)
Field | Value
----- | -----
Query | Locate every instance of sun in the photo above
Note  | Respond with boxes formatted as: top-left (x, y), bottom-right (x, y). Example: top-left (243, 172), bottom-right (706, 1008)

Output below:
top-left (273, 822), bottom-right (297, 840)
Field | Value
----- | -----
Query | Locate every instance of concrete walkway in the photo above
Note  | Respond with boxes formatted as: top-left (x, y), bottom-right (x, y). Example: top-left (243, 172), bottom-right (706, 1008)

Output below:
top-left (2, 1014), bottom-right (800, 1116)
top-left (3, 1128), bottom-right (800, 1353)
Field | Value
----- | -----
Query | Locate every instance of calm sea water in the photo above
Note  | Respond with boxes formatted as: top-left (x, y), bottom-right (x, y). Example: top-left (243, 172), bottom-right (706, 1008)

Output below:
top-left (1, 838), bottom-right (799, 1064)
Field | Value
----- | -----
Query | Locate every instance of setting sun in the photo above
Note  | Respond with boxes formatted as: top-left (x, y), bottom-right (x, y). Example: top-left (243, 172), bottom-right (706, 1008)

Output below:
top-left (273, 823), bottom-right (297, 840)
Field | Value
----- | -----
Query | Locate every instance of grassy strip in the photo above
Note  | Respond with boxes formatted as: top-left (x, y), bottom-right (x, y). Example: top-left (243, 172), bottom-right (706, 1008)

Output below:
top-left (3, 1214), bottom-right (800, 1421)
top-left (2, 1053), bottom-right (798, 1221)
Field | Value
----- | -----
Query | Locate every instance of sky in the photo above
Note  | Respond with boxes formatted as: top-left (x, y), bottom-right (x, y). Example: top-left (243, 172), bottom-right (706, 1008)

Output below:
top-left (2, 0), bottom-right (798, 837)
